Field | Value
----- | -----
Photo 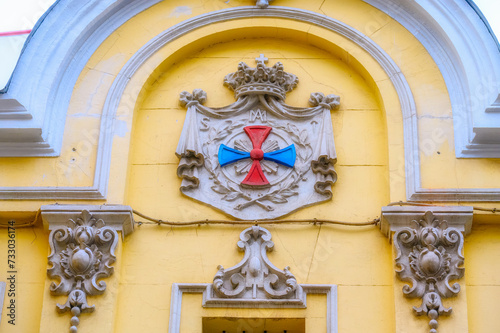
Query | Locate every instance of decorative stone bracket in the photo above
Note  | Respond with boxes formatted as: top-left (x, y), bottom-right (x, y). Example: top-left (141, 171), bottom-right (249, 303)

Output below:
top-left (41, 205), bottom-right (134, 333)
top-left (206, 225), bottom-right (304, 307)
top-left (380, 206), bottom-right (473, 333)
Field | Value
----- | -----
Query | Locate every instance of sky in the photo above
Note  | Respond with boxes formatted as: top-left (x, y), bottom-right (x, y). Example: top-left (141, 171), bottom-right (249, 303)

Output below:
top-left (0, 0), bottom-right (499, 89)
top-left (474, 0), bottom-right (500, 39)
top-left (0, 0), bottom-right (53, 89)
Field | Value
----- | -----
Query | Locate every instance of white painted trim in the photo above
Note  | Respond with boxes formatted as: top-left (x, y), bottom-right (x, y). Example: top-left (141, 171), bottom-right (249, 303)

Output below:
top-left (168, 283), bottom-right (338, 333)
top-left (380, 205), bottom-right (474, 238)
top-left (1, 0), bottom-right (498, 158)
top-left (301, 284), bottom-right (338, 333)
top-left (203, 285), bottom-right (306, 308)
top-left (40, 204), bottom-right (135, 237)
top-left (0, 0), bottom-right (162, 157)
top-left (97, 6), bottom-right (418, 203)
top-left (0, 93), bottom-right (31, 120)
top-left (363, 0), bottom-right (500, 158)
top-left (410, 187), bottom-right (500, 202)
top-left (1, 6), bottom-right (499, 201)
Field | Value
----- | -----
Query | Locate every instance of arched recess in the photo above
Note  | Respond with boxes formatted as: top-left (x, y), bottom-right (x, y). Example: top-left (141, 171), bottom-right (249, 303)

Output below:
top-left (1, 5), bottom-right (498, 202)
top-left (105, 9), bottom-right (409, 205)
top-left (123, 31), bottom-right (395, 219)
top-left (364, 0), bottom-right (500, 157)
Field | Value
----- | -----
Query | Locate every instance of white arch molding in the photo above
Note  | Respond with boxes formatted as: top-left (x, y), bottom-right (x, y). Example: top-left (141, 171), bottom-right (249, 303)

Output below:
top-left (0, 4), bottom-right (498, 201)
top-left (1, 0), bottom-right (498, 159)
top-left (0, 0), bottom-right (162, 157)
top-left (364, 0), bottom-right (500, 157)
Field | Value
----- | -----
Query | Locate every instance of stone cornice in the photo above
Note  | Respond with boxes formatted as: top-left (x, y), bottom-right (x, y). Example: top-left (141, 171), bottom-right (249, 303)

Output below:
top-left (380, 206), bottom-right (473, 238)
top-left (0, 0), bottom-right (162, 157)
top-left (41, 205), bottom-right (134, 237)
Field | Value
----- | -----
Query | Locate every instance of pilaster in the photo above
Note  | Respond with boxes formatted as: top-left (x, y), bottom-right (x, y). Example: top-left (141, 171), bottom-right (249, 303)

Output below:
top-left (380, 206), bottom-right (473, 333)
top-left (40, 205), bottom-right (134, 333)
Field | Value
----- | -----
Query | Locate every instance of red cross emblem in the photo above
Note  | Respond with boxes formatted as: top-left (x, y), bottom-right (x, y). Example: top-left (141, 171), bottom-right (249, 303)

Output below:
top-left (218, 126), bottom-right (296, 187)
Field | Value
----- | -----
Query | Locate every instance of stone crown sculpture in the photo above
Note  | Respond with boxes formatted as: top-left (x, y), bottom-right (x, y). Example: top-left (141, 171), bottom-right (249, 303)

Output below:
top-left (224, 55), bottom-right (298, 100)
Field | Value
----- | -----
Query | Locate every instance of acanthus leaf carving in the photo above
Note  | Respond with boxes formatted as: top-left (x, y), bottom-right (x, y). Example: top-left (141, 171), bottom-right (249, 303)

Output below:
top-left (47, 210), bottom-right (118, 333)
top-left (394, 211), bottom-right (464, 333)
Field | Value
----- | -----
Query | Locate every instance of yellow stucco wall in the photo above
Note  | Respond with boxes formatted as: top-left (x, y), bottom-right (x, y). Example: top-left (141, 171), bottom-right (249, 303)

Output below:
top-left (0, 0), bottom-right (498, 211)
top-left (118, 30), bottom-right (395, 331)
top-left (465, 217), bottom-right (500, 333)
top-left (1, 1), bottom-right (500, 333)
top-left (0, 223), bottom-right (48, 332)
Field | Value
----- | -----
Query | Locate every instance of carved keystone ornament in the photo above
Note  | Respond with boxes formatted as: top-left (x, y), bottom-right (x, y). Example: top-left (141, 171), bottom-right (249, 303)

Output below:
top-left (176, 55), bottom-right (340, 219)
top-left (205, 225), bottom-right (304, 307)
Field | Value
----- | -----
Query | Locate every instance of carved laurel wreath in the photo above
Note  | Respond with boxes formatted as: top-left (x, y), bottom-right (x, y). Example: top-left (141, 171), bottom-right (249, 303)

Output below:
top-left (201, 117), bottom-right (312, 211)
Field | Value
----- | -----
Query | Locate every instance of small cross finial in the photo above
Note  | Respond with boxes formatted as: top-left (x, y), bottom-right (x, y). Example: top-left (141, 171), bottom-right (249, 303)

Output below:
top-left (255, 54), bottom-right (268, 64)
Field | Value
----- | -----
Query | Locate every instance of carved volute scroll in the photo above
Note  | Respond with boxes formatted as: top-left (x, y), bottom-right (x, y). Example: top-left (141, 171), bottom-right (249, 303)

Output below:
top-left (392, 210), bottom-right (468, 333)
top-left (47, 210), bottom-right (117, 333)
top-left (42, 205), bottom-right (134, 333)
top-left (176, 55), bottom-right (340, 220)
top-left (380, 206), bottom-right (472, 333)
top-left (207, 226), bottom-right (304, 307)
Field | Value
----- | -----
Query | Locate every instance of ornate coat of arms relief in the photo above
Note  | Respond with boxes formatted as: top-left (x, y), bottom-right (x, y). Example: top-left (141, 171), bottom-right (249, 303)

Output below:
top-left (176, 55), bottom-right (339, 219)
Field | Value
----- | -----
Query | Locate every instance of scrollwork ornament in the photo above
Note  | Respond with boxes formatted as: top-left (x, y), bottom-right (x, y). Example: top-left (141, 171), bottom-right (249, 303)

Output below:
top-left (308, 92), bottom-right (340, 109)
top-left (176, 56), bottom-right (339, 220)
top-left (394, 211), bottom-right (464, 333)
top-left (211, 226), bottom-right (300, 302)
top-left (47, 210), bottom-right (118, 333)
top-left (179, 89), bottom-right (207, 107)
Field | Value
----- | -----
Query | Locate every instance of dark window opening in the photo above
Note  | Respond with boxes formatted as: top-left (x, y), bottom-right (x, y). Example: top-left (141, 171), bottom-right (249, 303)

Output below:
top-left (202, 317), bottom-right (305, 333)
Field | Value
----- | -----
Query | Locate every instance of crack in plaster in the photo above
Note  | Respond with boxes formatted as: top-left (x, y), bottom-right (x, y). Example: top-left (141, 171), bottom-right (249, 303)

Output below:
top-left (272, 227), bottom-right (300, 271)
top-left (30, 226), bottom-right (38, 244)
top-left (417, 115), bottom-right (453, 119)
top-left (74, 162), bottom-right (91, 178)
top-left (195, 227), bottom-right (207, 276)
top-left (306, 225), bottom-right (322, 283)
top-left (318, 0), bottom-right (327, 16)
top-left (292, 60), bottom-right (336, 91)
top-left (83, 71), bottom-right (110, 115)
top-left (367, 21), bottom-right (391, 38)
